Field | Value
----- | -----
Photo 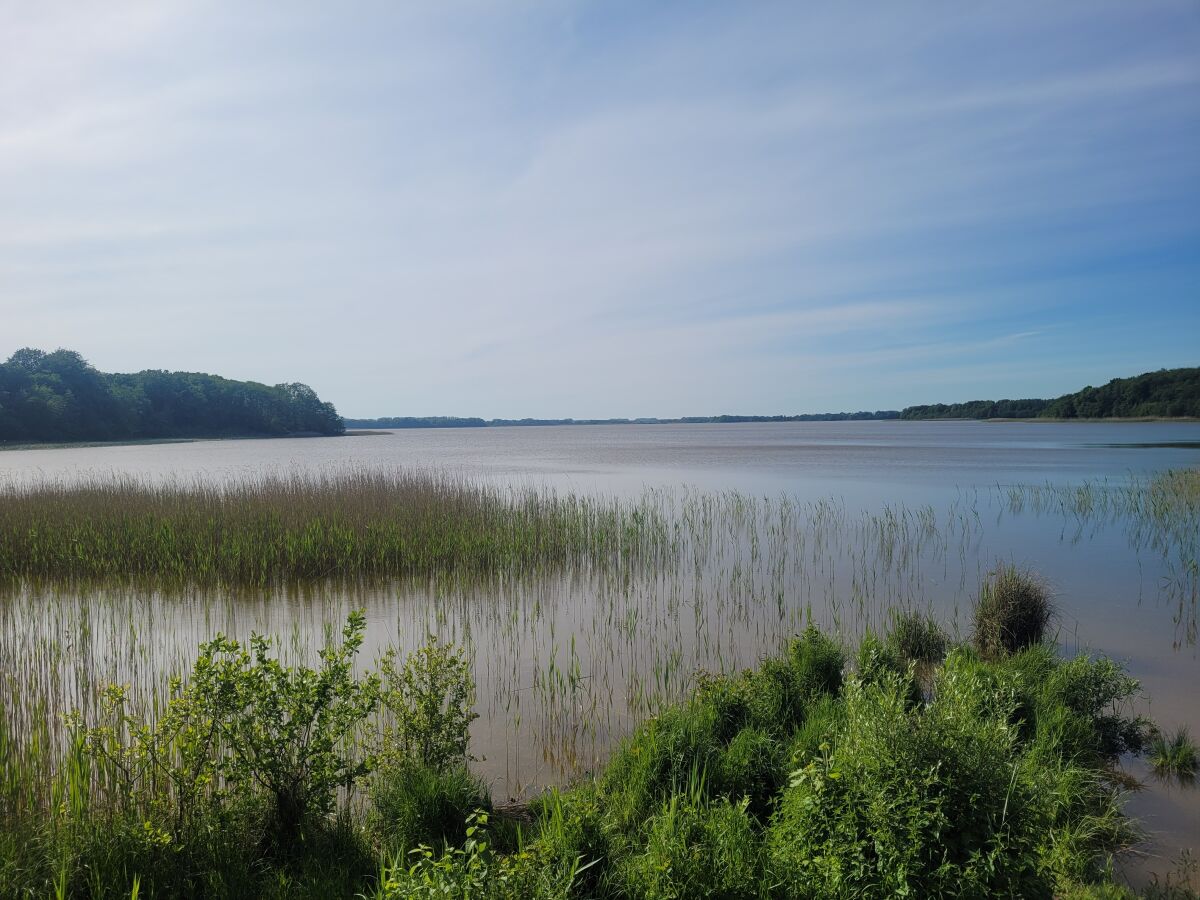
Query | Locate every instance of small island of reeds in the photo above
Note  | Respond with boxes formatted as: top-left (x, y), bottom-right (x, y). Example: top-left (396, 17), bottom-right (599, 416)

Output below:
top-left (0, 471), bottom-right (671, 585)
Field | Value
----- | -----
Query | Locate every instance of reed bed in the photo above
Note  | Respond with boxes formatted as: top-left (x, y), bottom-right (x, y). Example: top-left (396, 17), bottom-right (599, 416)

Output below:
top-left (1, 470), bottom-right (1196, 895)
top-left (0, 470), bottom-right (673, 585)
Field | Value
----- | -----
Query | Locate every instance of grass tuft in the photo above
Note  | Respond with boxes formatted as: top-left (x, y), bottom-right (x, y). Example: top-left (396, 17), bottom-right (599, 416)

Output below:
top-left (886, 611), bottom-right (948, 664)
top-left (973, 564), bottom-right (1055, 657)
top-left (1148, 726), bottom-right (1198, 782)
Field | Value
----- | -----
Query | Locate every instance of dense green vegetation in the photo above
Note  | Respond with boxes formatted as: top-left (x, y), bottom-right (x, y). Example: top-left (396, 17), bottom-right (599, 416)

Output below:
top-left (2, 591), bottom-right (1192, 899)
top-left (345, 411), bottom-right (902, 429)
top-left (0, 348), bottom-right (343, 442)
top-left (900, 397), bottom-right (1052, 420)
top-left (901, 367), bottom-right (1200, 420)
top-left (0, 471), bottom-right (669, 585)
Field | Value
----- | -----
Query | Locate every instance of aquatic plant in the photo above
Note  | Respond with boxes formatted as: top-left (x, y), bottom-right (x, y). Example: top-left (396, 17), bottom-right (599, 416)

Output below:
top-left (973, 564), bottom-right (1055, 657)
top-left (885, 610), bottom-right (948, 664)
top-left (1148, 727), bottom-right (1198, 782)
top-left (0, 469), bottom-right (1195, 895)
top-left (369, 759), bottom-right (491, 854)
top-left (0, 470), bottom-right (672, 586)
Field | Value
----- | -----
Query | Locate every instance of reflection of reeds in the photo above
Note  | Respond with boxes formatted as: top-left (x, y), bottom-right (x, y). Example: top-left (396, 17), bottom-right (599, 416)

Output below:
top-left (1003, 470), bottom-right (1199, 647)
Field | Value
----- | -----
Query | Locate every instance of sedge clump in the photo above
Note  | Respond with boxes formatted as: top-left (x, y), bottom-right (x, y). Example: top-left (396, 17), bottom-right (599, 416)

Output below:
top-left (973, 565), bottom-right (1055, 658)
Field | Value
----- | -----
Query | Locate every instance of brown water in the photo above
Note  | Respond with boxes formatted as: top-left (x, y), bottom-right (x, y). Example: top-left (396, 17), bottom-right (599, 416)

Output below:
top-left (1, 420), bottom-right (1197, 885)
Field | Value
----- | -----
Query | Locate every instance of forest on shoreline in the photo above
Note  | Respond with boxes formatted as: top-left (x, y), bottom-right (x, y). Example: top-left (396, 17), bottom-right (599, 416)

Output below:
top-left (900, 367), bottom-right (1199, 421)
top-left (350, 366), bottom-right (1199, 429)
top-left (0, 348), bottom-right (343, 443)
top-left (2, 349), bottom-right (1195, 445)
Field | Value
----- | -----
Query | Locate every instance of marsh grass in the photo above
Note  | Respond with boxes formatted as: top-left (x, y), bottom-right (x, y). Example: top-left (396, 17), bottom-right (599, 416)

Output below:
top-left (973, 564), bottom-right (1055, 658)
top-left (1148, 727), bottom-right (1198, 783)
top-left (1, 470), bottom-right (1196, 895)
top-left (886, 610), bottom-right (948, 664)
top-left (0, 470), bottom-right (672, 586)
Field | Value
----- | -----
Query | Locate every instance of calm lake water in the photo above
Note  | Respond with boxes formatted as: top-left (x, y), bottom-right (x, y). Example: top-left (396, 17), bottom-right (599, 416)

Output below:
top-left (2, 420), bottom-right (1198, 885)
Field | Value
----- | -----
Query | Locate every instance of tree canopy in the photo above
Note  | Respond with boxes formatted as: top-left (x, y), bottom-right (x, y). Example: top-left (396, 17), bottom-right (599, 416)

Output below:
top-left (0, 349), bottom-right (344, 443)
top-left (901, 367), bottom-right (1199, 420)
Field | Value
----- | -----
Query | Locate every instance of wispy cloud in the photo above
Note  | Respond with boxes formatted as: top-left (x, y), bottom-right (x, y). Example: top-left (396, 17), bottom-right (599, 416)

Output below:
top-left (1, 1), bottom-right (1197, 416)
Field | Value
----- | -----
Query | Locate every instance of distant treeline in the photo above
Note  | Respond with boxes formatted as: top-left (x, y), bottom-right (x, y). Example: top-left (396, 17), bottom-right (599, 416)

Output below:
top-left (345, 411), bottom-right (903, 429)
top-left (0, 348), bottom-right (344, 443)
top-left (901, 367), bottom-right (1199, 420)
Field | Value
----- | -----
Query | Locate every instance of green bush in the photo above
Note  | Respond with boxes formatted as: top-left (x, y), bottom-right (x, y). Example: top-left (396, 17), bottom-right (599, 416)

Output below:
top-left (369, 760), bottom-right (490, 854)
top-left (716, 727), bottom-right (787, 819)
top-left (973, 565), bottom-right (1055, 657)
top-left (1034, 654), bottom-right (1148, 760)
top-left (786, 694), bottom-right (842, 767)
top-left (72, 610), bottom-right (379, 850)
top-left (613, 795), bottom-right (764, 900)
top-left (371, 812), bottom-right (584, 900)
top-left (529, 785), bottom-right (611, 895)
top-left (50, 619), bottom-right (490, 897)
top-left (600, 702), bottom-right (722, 831)
top-left (887, 610), bottom-right (948, 664)
top-left (786, 625), bottom-right (845, 699)
top-left (768, 651), bottom-right (1133, 898)
top-left (694, 670), bottom-right (756, 743)
top-left (379, 639), bottom-right (478, 773)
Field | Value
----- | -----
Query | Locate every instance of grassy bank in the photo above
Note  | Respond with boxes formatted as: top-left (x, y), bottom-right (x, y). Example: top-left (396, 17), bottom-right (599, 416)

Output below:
top-left (0, 471), bottom-right (671, 585)
top-left (1, 584), bottom-right (1193, 899)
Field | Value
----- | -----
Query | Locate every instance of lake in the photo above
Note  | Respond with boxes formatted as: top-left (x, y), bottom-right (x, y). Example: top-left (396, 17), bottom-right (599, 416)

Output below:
top-left (2, 420), bottom-right (1197, 885)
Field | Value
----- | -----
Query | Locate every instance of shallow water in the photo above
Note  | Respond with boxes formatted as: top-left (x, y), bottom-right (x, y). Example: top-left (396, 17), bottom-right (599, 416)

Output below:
top-left (2, 420), bottom-right (1197, 885)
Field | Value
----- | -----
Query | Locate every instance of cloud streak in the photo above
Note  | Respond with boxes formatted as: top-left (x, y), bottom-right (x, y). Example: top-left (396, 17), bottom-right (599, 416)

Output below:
top-left (1, 1), bottom-right (1197, 417)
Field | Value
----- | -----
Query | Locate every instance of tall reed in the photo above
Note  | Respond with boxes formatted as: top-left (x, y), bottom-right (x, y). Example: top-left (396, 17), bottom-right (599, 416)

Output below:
top-left (0, 470), bottom-right (672, 586)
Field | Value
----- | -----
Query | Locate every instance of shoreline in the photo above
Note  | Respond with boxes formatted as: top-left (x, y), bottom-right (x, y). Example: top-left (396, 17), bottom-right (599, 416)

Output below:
top-left (0, 432), bottom-right (348, 452)
top-left (4, 419), bottom-right (1198, 450)
top-left (982, 416), bottom-right (1200, 423)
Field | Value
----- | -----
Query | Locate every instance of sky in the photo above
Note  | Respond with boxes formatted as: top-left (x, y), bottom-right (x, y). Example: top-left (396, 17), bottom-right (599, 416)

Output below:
top-left (1, 1), bottom-right (1198, 419)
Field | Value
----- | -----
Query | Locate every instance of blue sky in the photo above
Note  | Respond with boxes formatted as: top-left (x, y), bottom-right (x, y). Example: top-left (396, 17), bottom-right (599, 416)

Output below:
top-left (2, 1), bottom-right (1197, 418)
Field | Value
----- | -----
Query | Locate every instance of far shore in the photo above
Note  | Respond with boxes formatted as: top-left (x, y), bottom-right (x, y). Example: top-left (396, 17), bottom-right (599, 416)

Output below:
top-left (4, 418), bottom-right (1197, 452)
top-left (0, 432), bottom-right (350, 452)
top-left (980, 416), bottom-right (1200, 423)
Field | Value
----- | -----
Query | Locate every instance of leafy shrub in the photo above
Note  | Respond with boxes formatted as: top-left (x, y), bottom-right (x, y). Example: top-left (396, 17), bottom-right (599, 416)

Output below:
top-left (530, 785), bottom-right (610, 895)
top-left (716, 727), bottom-right (787, 819)
top-left (786, 625), bottom-right (845, 699)
top-left (613, 795), bottom-right (763, 900)
top-left (786, 694), bottom-right (842, 767)
top-left (600, 703), bottom-right (722, 831)
top-left (694, 670), bottom-right (756, 743)
top-left (768, 651), bottom-right (1133, 898)
top-left (973, 565), bottom-right (1055, 657)
top-left (73, 611), bottom-right (379, 848)
top-left (379, 639), bottom-right (478, 773)
top-left (1034, 654), bottom-right (1148, 760)
top-left (187, 610), bottom-right (380, 844)
top-left (369, 759), bottom-right (490, 853)
top-left (372, 812), bottom-right (585, 900)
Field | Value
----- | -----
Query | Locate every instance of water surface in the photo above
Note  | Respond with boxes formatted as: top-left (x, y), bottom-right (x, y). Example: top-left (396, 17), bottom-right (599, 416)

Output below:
top-left (2, 420), bottom-right (1197, 885)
